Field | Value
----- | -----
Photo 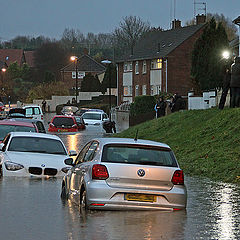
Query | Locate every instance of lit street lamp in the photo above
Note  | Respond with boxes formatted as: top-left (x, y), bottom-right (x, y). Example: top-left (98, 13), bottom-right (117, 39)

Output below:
top-left (101, 60), bottom-right (112, 121)
top-left (70, 56), bottom-right (79, 104)
top-left (222, 50), bottom-right (230, 60)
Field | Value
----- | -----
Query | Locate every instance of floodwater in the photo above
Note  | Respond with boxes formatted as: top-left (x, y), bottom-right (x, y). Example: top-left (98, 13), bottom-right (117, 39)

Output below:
top-left (0, 114), bottom-right (239, 240)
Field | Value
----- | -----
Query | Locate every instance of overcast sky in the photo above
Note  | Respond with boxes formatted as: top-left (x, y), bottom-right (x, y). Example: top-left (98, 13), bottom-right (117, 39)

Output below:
top-left (0, 0), bottom-right (239, 41)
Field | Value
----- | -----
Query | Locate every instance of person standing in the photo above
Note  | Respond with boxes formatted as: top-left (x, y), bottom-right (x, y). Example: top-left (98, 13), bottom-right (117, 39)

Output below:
top-left (42, 99), bottom-right (47, 113)
top-left (230, 56), bottom-right (240, 108)
top-left (219, 68), bottom-right (231, 110)
top-left (154, 97), bottom-right (167, 118)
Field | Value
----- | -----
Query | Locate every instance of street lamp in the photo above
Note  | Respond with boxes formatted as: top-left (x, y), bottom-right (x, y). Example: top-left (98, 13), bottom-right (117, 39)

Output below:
top-left (70, 56), bottom-right (78, 104)
top-left (101, 60), bottom-right (112, 121)
top-left (222, 50), bottom-right (231, 60)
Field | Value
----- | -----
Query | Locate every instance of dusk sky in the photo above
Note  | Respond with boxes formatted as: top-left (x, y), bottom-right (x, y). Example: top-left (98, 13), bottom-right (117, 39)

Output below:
top-left (1, 0), bottom-right (239, 41)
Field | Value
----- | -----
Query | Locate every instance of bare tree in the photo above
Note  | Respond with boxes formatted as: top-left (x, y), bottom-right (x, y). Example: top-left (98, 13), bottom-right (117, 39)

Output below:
top-left (113, 16), bottom-right (150, 55)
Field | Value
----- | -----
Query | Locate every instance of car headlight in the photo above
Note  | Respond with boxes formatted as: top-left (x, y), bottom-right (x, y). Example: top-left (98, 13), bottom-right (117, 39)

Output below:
top-left (61, 167), bottom-right (71, 173)
top-left (4, 161), bottom-right (24, 171)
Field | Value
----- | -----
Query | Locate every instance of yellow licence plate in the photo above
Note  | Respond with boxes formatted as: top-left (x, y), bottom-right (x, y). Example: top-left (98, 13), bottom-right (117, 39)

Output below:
top-left (125, 193), bottom-right (156, 202)
top-left (58, 129), bottom-right (68, 132)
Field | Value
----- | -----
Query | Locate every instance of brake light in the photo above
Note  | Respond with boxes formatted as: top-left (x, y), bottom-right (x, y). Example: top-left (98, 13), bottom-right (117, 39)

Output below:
top-left (92, 164), bottom-right (109, 180)
top-left (41, 115), bottom-right (43, 120)
top-left (171, 170), bottom-right (184, 185)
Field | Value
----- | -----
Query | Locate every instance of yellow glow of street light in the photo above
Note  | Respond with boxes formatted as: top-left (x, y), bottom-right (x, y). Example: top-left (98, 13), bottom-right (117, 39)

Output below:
top-left (222, 51), bottom-right (230, 59)
top-left (70, 56), bottom-right (77, 61)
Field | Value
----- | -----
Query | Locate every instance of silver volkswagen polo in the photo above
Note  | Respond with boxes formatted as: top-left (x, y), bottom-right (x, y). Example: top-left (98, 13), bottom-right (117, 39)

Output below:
top-left (61, 138), bottom-right (187, 211)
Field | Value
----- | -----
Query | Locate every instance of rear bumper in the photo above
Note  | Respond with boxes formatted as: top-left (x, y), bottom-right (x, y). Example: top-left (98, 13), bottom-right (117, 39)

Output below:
top-left (86, 181), bottom-right (187, 210)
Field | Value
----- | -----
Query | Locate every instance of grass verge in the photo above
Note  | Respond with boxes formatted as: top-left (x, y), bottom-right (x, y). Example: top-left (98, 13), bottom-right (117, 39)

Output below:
top-left (114, 108), bottom-right (240, 184)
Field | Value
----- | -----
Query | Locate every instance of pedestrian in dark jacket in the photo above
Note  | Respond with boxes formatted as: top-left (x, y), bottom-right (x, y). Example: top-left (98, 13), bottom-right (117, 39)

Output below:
top-left (155, 97), bottom-right (166, 118)
top-left (219, 68), bottom-right (231, 110)
top-left (230, 56), bottom-right (240, 108)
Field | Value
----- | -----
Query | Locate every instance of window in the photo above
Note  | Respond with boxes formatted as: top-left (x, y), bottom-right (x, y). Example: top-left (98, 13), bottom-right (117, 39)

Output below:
top-left (72, 72), bottom-right (76, 79)
top-left (151, 59), bottom-right (163, 69)
top-left (75, 142), bottom-right (92, 165)
top-left (124, 62), bottom-right (133, 72)
top-left (33, 107), bottom-right (40, 115)
top-left (123, 86), bottom-right (132, 96)
top-left (142, 61), bottom-right (147, 74)
top-left (135, 85), bottom-right (139, 96)
top-left (142, 85), bottom-right (147, 95)
top-left (135, 61), bottom-right (139, 74)
top-left (72, 72), bottom-right (85, 79)
top-left (150, 86), bottom-right (154, 96)
top-left (84, 141), bottom-right (98, 162)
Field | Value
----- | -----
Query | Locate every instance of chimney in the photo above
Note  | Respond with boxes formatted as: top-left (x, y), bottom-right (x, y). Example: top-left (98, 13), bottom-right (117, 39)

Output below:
top-left (172, 19), bottom-right (181, 29)
top-left (196, 14), bottom-right (206, 25)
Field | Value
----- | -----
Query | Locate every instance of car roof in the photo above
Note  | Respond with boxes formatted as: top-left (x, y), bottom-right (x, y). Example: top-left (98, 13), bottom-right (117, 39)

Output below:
top-left (22, 105), bottom-right (41, 108)
top-left (52, 115), bottom-right (75, 119)
top-left (9, 132), bottom-right (61, 140)
top-left (9, 118), bottom-right (43, 123)
top-left (82, 111), bottom-right (103, 115)
top-left (0, 119), bottom-right (35, 127)
top-left (92, 137), bottom-right (171, 149)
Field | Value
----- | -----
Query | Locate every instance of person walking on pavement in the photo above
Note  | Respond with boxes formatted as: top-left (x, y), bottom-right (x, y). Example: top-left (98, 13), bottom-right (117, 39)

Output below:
top-left (219, 68), bottom-right (231, 110)
top-left (230, 56), bottom-right (240, 108)
top-left (42, 99), bottom-right (47, 113)
top-left (154, 96), bottom-right (167, 118)
top-left (170, 93), bottom-right (185, 113)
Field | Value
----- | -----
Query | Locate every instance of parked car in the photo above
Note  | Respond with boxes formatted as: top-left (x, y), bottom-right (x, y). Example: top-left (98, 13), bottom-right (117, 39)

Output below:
top-left (74, 116), bottom-right (86, 130)
top-left (81, 111), bottom-right (109, 126)
top-left (7, 108), bottom-right (27, 118)
top-left (0, 132), bottom-right (77, 177)
top-left (48, 115), bottom-right (82, 132)
top-left (22, 105), bottom-right (43, 120)
top-left (61, 106), bottom-right (78, 116)
top-left (0, 102), bottom-right (5, 112)
top-left (10, 118), bottom-right (46, 133)
top-left (0, 119), bottom-right (38, 142)
top-left (61, 138), bottom-right (187, 211)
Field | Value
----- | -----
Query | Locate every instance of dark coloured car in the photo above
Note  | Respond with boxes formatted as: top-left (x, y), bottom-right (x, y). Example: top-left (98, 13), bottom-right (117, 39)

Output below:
top-left (48, 115), bottom-right (80, 132)
top-left (74, 116), bottom-right (86, 130)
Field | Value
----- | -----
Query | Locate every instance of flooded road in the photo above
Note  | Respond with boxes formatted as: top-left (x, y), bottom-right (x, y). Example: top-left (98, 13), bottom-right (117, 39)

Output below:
top-left (0, 114), bottom-right (239, 240)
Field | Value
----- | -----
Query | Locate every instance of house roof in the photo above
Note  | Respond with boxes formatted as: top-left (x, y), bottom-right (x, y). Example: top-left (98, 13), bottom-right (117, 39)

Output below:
top-left (24, 51), bottom-right (35, 68)
top-left (61, 54), bottom-right (106, 72)
top-left (116, 24), bottom-right (206, 62)
top-left (0, 49), bottom-right (25, 66)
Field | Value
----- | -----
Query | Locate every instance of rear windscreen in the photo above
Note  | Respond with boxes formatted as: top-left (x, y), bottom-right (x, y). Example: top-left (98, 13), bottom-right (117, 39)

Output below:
top-left (0, 125), bottom-right (36, 140)
top-left (102, 144), bottom-right (178, 167)
top-left (52, 117), bottom-right (74, 127)
top-left (83, 113), bottom-right (101, 120)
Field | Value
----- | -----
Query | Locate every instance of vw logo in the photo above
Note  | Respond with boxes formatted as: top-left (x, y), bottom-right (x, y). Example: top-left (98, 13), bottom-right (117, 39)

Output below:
top-left (41, 164), bottom-right (45, 167)
top-left (137, 169), bottom-right (145, 177)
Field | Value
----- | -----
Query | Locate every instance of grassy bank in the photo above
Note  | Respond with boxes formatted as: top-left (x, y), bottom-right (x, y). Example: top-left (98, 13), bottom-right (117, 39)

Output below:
top-left (114, 108), bottom-right (240, 184)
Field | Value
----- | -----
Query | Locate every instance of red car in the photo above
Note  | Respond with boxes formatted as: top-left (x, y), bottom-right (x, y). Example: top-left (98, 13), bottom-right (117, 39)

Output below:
top-left (48, 115), bottom-right (85, 132)
top-left (0, 102), bottom-right (5, 112)
top-left (0, 119), bottom-right (38, 142)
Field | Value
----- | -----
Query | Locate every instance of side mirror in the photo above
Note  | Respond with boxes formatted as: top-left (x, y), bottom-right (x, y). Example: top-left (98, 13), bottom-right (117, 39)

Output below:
top-left (64, 158), bottom-right (74, 166)
top-left (69, 150), bottom-right (77, 156)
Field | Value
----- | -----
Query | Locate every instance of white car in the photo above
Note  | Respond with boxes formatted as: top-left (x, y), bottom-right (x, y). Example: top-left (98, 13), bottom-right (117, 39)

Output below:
top-left (22, 105), bottom-right (43, 121)
top-left (0, 132), bottom-right (77, 177)
top-left (81, 111), bottom-right (109, 126)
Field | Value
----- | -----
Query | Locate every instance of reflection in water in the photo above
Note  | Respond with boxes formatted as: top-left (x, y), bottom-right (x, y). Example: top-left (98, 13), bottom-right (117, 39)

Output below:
top-left (62, 200), bottom-right (187, 240)
top-left (67, 134), bottom-right (79, 152)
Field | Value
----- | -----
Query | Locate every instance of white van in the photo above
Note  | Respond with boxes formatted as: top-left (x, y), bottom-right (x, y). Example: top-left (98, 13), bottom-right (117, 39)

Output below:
top-left (22, 105), bottom-right (43, 121)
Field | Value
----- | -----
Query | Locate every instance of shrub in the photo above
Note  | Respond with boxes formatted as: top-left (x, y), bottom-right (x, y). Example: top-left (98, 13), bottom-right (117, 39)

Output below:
top-left (130, 95), bottom-right (156, 116)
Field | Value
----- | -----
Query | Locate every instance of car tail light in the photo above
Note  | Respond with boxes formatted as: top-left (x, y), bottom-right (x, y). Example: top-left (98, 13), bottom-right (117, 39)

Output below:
top-left (41, 115), bottom-right (43, 120)
top-left (90, 203), bottom-right (105, 206)
top-left (171, 170), bottom-right (184, 185)
top-left (92, 164), bottom-right (109, 180)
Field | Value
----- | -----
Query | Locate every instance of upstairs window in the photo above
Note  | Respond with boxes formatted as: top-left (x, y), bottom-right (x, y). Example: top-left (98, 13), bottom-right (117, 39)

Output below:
top-left (151, 59), bottom-right (163, 69)
top-left (135, 61), bottom-right (139, 74)
top-left (124, 62), bottom-right (133, 72)
top-left (142, 61), bottom-right (147, 74)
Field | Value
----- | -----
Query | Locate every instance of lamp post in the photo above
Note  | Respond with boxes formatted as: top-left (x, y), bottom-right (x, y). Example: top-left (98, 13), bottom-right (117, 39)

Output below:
top-left (233, 16), bottom-right (240, 56)
top-left (101, 60), bottom-right (112, 121)
top-left (70, 56), bottom-right (78, 104)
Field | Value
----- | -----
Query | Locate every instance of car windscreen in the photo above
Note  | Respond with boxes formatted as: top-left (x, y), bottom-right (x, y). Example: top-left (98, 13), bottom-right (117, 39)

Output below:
top-left (0, 125), bottom-right (37, 140)
top-left (8, 136), bottom-right (67, 155)
top-left (52, 117), bottom-right (74, 127)
top-left (102, 144), bottom-right (178, 167)
top-left (82, 113), bottom-right (101, 120)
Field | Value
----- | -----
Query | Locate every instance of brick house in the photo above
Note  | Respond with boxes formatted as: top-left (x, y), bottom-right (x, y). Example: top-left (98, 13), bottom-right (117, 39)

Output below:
top-left (116, 16), bottom-right (206, 104)
top-left (0, 49), bottom-right (35, 68)
top-left (60, 54), bottom-right (106, 93)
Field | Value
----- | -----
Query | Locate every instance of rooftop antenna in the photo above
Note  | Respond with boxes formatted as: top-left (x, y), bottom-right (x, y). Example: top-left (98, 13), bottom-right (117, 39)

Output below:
top-left (134, 129), bottom-right (139, 141)
top-left (194, 1), bottom-right (207, 21)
